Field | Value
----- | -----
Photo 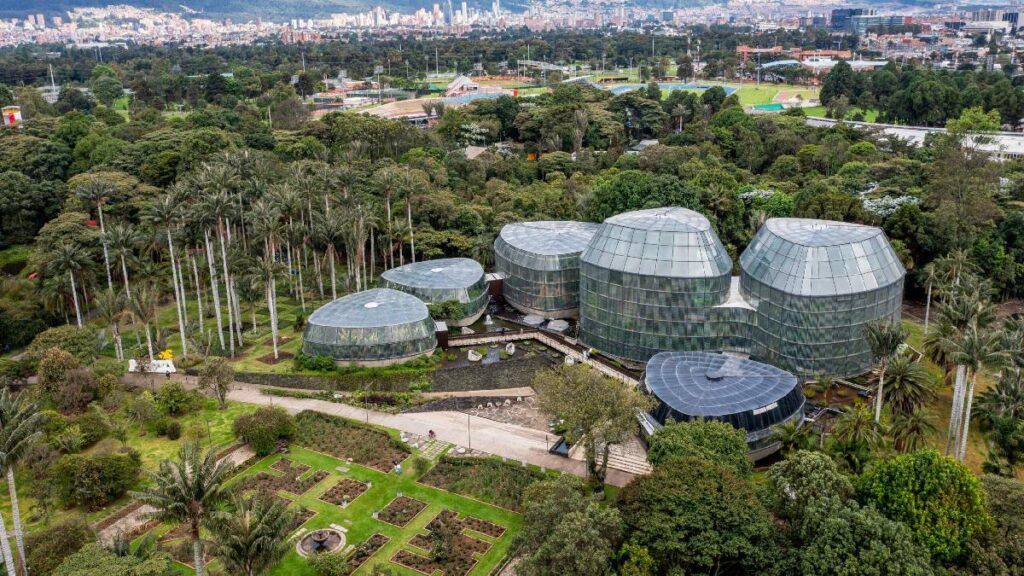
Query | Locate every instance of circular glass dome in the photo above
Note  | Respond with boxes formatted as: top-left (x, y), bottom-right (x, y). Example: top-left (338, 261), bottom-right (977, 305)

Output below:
top-left (303, 288), bottom-right (436, 365)
top-left (380, 258), bottom-right (488, 326)
top-left (739, 218), bottom-right (905, 378)
top-left (578, 208), bottom-right (733, 362)
top-left (494, 221), bottom-right (599, 318)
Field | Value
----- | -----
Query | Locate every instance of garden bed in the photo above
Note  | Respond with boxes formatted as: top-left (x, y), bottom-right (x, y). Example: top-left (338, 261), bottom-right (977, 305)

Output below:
top-left (294, 411), bottom-right (410, 471)
top-left (391, 510), bottom-right (495, 576)
top-left (271, 457), bottom-right (312, 476)
top-left (319, 478), bottom-right (369, 507)
top-left (431, 354), bottom-right (555, 393)
top-left (377, 495), bottom-right (427, 527)
top-left (287, 507), bottom-right (317, 534)
top-left (258, 351), bottom-right (294, 365)
top-left (235, 468), bottom-right (329, 496)
top-left (341, 533), bottom-right (390, 575)
top-left (418, 456), bottom-right (547, 511)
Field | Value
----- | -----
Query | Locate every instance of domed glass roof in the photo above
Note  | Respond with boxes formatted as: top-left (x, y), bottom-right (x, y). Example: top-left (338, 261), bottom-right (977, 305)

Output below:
top-left (740, 218), bottom-right (905, 297)
top-left (381, 258), bottom-right (484, 290)
top-left (307, 288), bottom-right (430, 329)
top-left (581, 208), bottom-right (732, 278)
top-left (498, 221), bottom-right (600, 258)
top-left (644, 351), bottom-right (798, 418)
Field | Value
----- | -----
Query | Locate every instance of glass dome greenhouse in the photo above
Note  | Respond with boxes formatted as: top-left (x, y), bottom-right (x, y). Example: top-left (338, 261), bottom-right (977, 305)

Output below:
top-left (739, 218), bottom-right (905, 378)
top-left (494, 221), bottom-right (600, 318)
top-left (578, 207), bottom-right (733, 363)
top-left (302, 288), bottom-right (437, 365)
top-left (380, 258), bottom-right (489, 326)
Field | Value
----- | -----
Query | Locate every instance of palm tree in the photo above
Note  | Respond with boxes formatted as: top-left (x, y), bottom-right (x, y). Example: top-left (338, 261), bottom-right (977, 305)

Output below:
top-left (106, 221), bottom-right (140, 297)
top-left (94, 290), bottom-right (127, 361)
top-left (974, 368), bottom-right (1024, 430)
top-left (946, 324), bottom-right (1009, 462)
top-left (131, 443), bottom-right (234, 576)
top-left (889, 410), bottom-right (936, 453)
top-left (250, 200), bottom-right (284, 359)
top-left (48, 242), bottom-right (93, 327)
top-left (150, 194), bottom-right (189, 358)
top-left (76, 177), bottom-right (116, 292)
top-left (883, 354), bottom-right (937, 417)
top-left (919, 263), bottom-right (939, 335)
top-left (129, 284), bottom-right (159, 361)
top-left (864, 319), bottom-right (908, 422)
top-left (313, 212), bottom-right (345, 300)
top-left (208, 492), bottom-right (294, 576)
top-left (832, 402), bottom-right (884, 448)
top-left (771, 420), bottom-right (814, 455)
top-left (0, 388), bottom-right (43, 575)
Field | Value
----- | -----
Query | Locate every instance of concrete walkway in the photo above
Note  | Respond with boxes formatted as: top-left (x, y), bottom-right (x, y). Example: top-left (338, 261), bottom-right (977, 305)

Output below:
top-left (222, 382), bottom-right (638, 487)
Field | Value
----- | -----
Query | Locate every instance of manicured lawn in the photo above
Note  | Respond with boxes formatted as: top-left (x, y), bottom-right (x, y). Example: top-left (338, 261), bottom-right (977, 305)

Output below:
top-left (802, 105), bottom-right (879, 122)
top-left (208, 445), bottom-right (522, 575)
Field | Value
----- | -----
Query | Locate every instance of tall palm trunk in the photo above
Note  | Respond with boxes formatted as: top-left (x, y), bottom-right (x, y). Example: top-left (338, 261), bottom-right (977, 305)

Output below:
top-left (946, 365), bottom-right (966, 456)
top-left (217, 219), bottom-right (235, 357)
top-left (313, 246), bottom-right (324, 298)
top-left (328, 247), bottom-right (337, 300)
top-left (113, 322), bottom-right (123, 361)
top-left (294, 244), bottom-right (306, 311)
top-left (192, 528), bottom-right (205, 576)
top-left (167, 231), bottom-right (189, 358)
top-left (190, 250), bottom-right (205, 333)
top-left (407, 200), bottom-right (416, 264)
top-left (119, 254), bottom-right (132, 297)
top-left (225, 221), bottom-right (243, 346)
top-left (8, 468), bottom-right (26, 574)
top-left (204, 231), bottom-right (225, 350)
top-left (0, 511), bottom-right (16, 576)
top-left (97, 203), bottom-right (113, 292)
top-left (957, 371), bottom-right (978, 462)
top-left (69, 271), bottom-right (83, 327)
top-left (924, 281), bottom-right (932, 335)
top-left (874, 359), bottom-right (887, 423)
top-left (385, 193), bottom-right (393, 268)
top-left (144, 321), bottom-right (155, 361)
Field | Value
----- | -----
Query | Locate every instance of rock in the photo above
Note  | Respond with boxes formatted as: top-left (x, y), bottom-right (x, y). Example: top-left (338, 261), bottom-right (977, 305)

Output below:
top-left (516, 396), bottom-right (523, 402)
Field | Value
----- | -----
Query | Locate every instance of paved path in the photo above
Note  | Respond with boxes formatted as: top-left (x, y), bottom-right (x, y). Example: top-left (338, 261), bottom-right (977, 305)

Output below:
top-left (227, 382), bottom-right (638, 487)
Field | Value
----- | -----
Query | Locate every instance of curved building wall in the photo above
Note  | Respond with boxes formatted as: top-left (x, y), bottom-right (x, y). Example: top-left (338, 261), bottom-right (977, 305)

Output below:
top-left (578, 208), bottom-right (733, 363)
top-left (739, 218), bottom-right (905, 379)
top-left (494, 221), bottom-right (599, 318)
top-left (303, 289), bottom-right (437, 365)
top-left (380, 258), bottom-right (489, 327)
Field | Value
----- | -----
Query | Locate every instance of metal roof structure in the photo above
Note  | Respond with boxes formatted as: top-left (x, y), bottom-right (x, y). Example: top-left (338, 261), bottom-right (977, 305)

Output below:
top-left (740, 218), bottom-right (905, 297)
top-left (642, 351), bottom-right (806, 459)
top-left (497, 221), bottom-right (600, 260)
top-left (581, 208), bottom-right (732, 278)
top-left (307, 288), bottom-right (430, 328)
top-left (381, 258), bottom-right (484, 293)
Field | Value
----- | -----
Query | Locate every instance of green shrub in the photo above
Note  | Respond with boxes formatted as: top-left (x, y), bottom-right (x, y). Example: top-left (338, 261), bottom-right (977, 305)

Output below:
top-left (151, 416), bottom-right (170, 436)
top-left (71, 405), bottom-right (111, 447)
top-left (165, 420), bottom-right (182, 440)
top-left (51, 450), bottom-right (141, 509)
top-left (233, 406), bottom-right (295, 456)
top-left (53, 425), bottom-right (85, 454)
top-left (292, 352), bottom-right (337, 372)
top-left (154, 381), bottom-right (202, 416)
top-left (38, 347), bottom-right (81, 399)
top-left (427, 300), bottom-right (465, 322)
top-left (26, 517), bottom-right (94, 575)
top-left (29, 325), bottom-right (98, 360)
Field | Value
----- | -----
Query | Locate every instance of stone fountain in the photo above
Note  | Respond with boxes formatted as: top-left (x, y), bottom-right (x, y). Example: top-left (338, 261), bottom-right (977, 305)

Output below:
top-left (297, 528), bottom-right (345, 557)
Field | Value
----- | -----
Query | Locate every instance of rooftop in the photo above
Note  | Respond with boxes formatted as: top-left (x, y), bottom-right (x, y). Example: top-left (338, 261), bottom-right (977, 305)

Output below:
top-left (644, 352), bottom-right (798, 418)
top-left (307, 288), bottom-right (430, 329)
top-left (380, 258), bottom-right (484, 290)
top-left (497, 221), bottom-right (599, 256)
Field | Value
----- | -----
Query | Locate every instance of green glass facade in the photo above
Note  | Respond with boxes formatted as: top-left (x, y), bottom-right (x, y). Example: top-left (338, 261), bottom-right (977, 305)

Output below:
top-left (380, 258), bottom-right (489, 324)
top-left (578, 208), bottom-right (733, 362)
top-left (739, 218), bottom-right (905, 379)
top-left (303, 288), bottom-right (437, 363)
top-left (494, 221), bottom-right (599, 318)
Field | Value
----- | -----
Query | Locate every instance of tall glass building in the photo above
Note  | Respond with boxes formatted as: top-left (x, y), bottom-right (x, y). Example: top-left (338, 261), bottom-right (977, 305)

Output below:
top-left (380, 258), bottom-right (489, 326)
top-left (643, 351), bottom-right (804, 459)
top-left (494, 221), bottom-right (599, 318)
top-left (578, 208), bottom-right (733, 363)
top-left (739, 218), bottom-right (905, 378)
top-left (302, 288), bottom-right (437, 366)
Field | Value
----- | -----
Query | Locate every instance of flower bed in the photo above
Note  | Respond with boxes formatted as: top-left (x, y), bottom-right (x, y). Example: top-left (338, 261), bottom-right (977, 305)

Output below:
top-left (320, 478), bottom-right (369, 507)
top-left (236, 468), bottom-right (329, 496)
top-left (344, 533), bottom-right (390, 575)
top-left (294, 411), bottom-right (410, 472)
top-left (377, 495), bottom-right (427, 528)
top-left (287, 507), bottom-right (316, 534)
top-left (418, 456), bottom-right (547, 512)
top-left (271, 457), bottom-right (312, 476)
top-left (431, 354), bottom-right (555, 392)
top-left (426, 509), bottom-right (506, 541)
top-left (391, 510), bottom-right (495, 576)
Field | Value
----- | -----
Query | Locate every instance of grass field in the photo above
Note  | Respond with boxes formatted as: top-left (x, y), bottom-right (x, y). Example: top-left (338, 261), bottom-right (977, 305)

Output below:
top-left (801, 105), bottom-right (880, 122)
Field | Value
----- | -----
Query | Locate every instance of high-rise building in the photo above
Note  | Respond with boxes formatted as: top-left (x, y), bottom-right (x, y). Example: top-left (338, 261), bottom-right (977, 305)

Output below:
top-left (830, 8), bottom-right (875, 31)
top-left (36, 14), bottom-right (44, 28)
